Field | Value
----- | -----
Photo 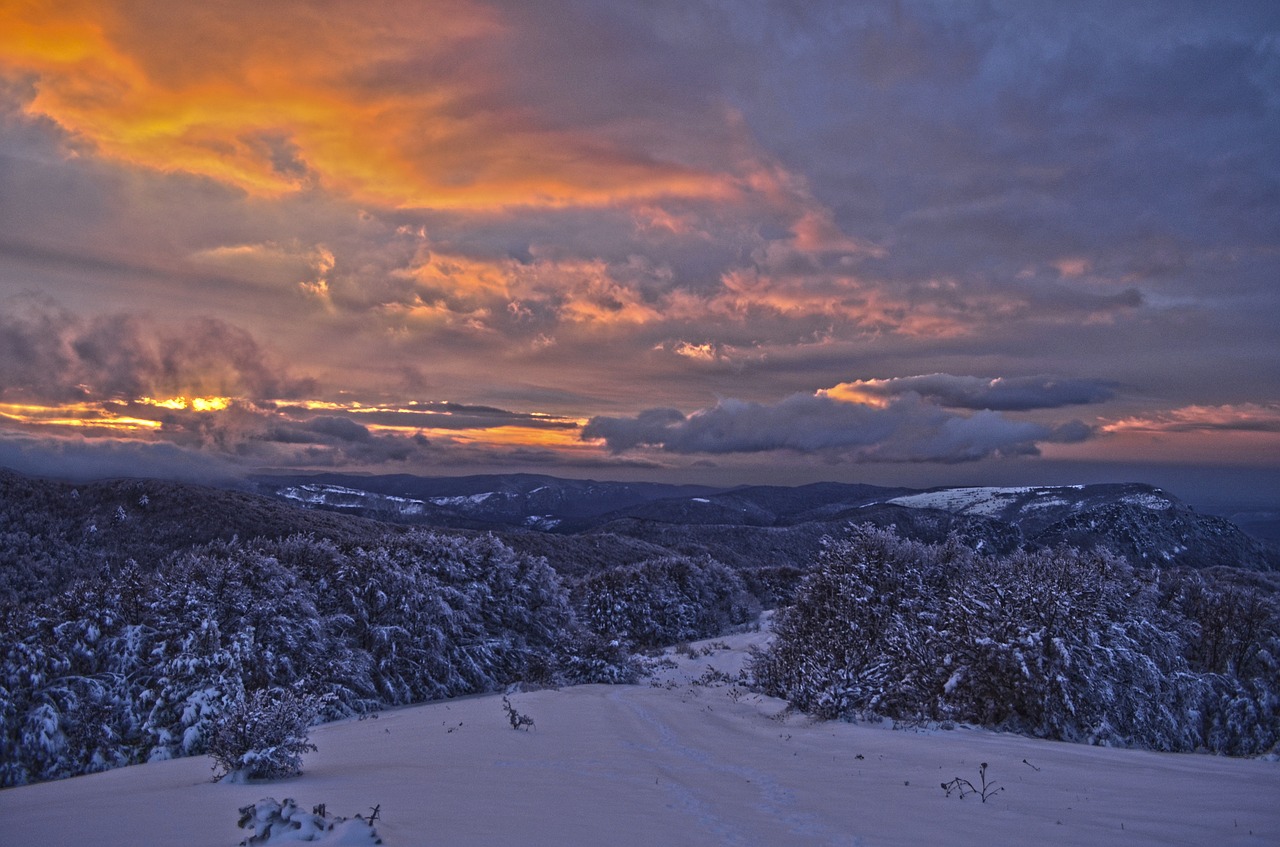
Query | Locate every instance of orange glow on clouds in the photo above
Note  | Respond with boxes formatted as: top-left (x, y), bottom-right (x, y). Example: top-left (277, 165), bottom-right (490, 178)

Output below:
top-left (383, 253), bottom-right (675, 330)
top-left (819, 382), bottom-right (895, 408)
top-left (1036, 403), bottom-right (1280, 466)
top-left (0, 401), bottom-right (162, 432)
top-left (412, 424), bottom-right (592, 453)
top-left (136, 396), bottom-right (232, 412)
top-left (671, 342), bottom-right (719, 362)
top-left (1102, 403), bottom-right (1280, 434)
top-left (377, 243), bottom-right (1004, 339)
top-left (1, 394), bottom-right (588, 458)
top-left (0, 1), bottom-right (734, 209)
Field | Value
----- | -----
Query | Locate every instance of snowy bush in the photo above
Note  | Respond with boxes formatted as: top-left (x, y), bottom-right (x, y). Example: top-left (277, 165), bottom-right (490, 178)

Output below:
top-left (750, 526), bottom-right (1280, 755)
top-left (554, 631), bottom-right (647, 685)
top-left (748, 527), bottom-right (961, 720)
top-left (209, 688), bottom-right (322, 782)
top-left (237, 797), bottom-right (382, 845)
top-left (573, 555), bottom-right (759, 648)
top-left (740, 563), bottom-right (809, 608)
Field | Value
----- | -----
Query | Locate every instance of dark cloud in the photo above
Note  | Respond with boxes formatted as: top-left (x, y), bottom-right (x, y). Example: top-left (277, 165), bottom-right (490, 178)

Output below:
top-left (172, 407), bottom-right (429, 468)
top-left (0, 431), bottom-right (238, 483)
top-left (844, 374), bottom-right (1117, 411)
top-left (267, 402), bottom-right (580, 432)
top-left (584, 408), bottom-right (686, 452)
top-left (0, 296), bottom-right (315, 403)
top-left (299, 415), bottom-right (372, 442)
top-left (242, 130), bottom-right (313, 182)
top-left (582, 393), bottom-right (1092, 463)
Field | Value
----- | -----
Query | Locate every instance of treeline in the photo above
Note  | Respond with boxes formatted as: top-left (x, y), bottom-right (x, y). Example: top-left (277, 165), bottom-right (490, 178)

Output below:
top-left (0, 532), bottom-right (753, 786)
top-left (751, 527), bottom-right (1280, 756)
top-left (572, 556), bottom-right (759, 648)
top-left (0, 469), bottom-right (398, 604)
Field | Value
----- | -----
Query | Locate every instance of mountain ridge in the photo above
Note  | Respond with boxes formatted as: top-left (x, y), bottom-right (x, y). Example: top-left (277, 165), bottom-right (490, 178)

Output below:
top-left (3, 467), bottom-right (1276, 608)
top-left (247, 471), bottom-right (1280, 572)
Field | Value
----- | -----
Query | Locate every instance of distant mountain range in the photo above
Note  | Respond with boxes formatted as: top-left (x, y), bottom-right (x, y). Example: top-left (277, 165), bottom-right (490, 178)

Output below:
top-left (2, 467), bottom-right (1276, 606)
top-left (250, 472), bottom-right (1280, 573)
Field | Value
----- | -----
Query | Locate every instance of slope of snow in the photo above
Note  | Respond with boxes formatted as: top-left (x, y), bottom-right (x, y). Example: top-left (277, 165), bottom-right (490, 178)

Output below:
top-left (279, 485), bottom-right (429, 514)
top-left (1121, 492), bottom-right (1175, 511)
top-left (887, 487), bottom-right (1042, 517)
top-left (887, 486), bottom-right (1181, 522)
top-left (2, 625), bottom-right (1277, 846)
top-left (429, 492), bottom-right (495, 507)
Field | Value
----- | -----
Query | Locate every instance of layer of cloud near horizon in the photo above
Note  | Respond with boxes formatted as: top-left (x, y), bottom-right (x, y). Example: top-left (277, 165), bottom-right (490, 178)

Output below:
top-left (0, 1), bottom-right (1278, 482)
top-left (826, 376), bottom-right (1117, 412)
top-left (582, 394), bottom-right (1092, 463)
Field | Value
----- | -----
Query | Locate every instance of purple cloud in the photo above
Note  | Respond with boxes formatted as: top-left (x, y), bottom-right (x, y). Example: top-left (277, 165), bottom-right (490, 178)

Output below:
top-left (838, 374), bottom-right (1117, 411)
top-left (583, 393), bottom-right (1093, 463)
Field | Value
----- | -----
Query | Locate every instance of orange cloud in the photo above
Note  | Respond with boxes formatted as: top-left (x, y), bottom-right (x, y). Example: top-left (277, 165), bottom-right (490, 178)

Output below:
top-left (137, 395), bottom-right (232, 412)
top-left (1103, 403), bottom-right (1280, 434)
top-left (1053, 257), bottom-right (1091, 278)
top-left (0, 1), bottom-right (735, 209)
top-left (671, 341), bottom-right (719, 362)
top-left (711, 266), bottom-right (976, 338)
top-left (384, 253), bottom-right (673, 330)
top-left (819, 382), bottom-right (894, 408)
top-left (399, 252), bottom-right (525, 303)
top-left (0, 400), bottom-right (162, 433)
top-left (430, 424), bottom-right (591, 452)
top-left (1, 390), bottom-right (593, 468)
top-left (381, 243), bottom-right (986, 340)
top-left (1041, 403), bottom-right (1280, 466)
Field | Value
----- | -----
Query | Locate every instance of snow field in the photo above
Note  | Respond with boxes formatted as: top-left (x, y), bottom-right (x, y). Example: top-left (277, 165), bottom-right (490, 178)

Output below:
top-left (887, 487), bottom-right (1042, 517)
top-left (1, 625), bottom-right (1277, 846)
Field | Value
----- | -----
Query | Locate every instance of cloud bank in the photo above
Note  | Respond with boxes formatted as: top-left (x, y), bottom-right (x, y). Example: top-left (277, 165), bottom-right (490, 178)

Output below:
top-left (826, 375), bottom-right (1117, 411)
top-left (583, 392), bottom-right (1092, 463)
top-left (0, 296), bottom-right (314, 403)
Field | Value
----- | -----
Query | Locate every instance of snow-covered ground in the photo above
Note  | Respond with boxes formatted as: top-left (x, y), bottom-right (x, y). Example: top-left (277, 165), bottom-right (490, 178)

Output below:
top-left (887, 486), bottom-right (1049, 517)
top-left (2, 624), bottom-right (1277, 846)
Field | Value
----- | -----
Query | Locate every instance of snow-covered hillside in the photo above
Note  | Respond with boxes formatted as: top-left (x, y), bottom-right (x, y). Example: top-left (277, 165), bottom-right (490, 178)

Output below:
top-left (884, 483), bottom-right (1181, 530)
top-left (2, 625), bottom-right (1276, 847)
top-left (887, 485), bottom-right (1088, 518)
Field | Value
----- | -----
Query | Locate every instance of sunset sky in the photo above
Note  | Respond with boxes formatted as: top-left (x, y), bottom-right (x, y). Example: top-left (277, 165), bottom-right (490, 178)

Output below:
top-left (1, 1), bottom-right (1278, 507)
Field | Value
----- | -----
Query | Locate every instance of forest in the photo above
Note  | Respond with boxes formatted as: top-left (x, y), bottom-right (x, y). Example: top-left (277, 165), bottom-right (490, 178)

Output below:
top-left (1, 471), bottom-right (1277, 786)
top-left (0, 530), bottom-right (755, 786)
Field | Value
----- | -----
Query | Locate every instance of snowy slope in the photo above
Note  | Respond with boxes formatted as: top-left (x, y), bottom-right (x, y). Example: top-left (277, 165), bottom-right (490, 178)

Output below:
top-left (1, 625), bottom-right (1277, 847)
top-left (889, 485), bottom-right (1067, 517)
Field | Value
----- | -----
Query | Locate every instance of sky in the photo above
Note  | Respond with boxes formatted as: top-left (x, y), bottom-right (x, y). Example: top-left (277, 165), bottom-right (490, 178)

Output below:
top-left (1, 1), bottom-right (1278, 506)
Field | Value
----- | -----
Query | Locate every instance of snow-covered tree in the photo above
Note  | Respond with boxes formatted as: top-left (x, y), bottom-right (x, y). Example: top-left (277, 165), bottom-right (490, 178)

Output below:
top-left (750, 526), bottom-right (1280, 755)
top-left (573, 555), bottom-right (758, 648)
